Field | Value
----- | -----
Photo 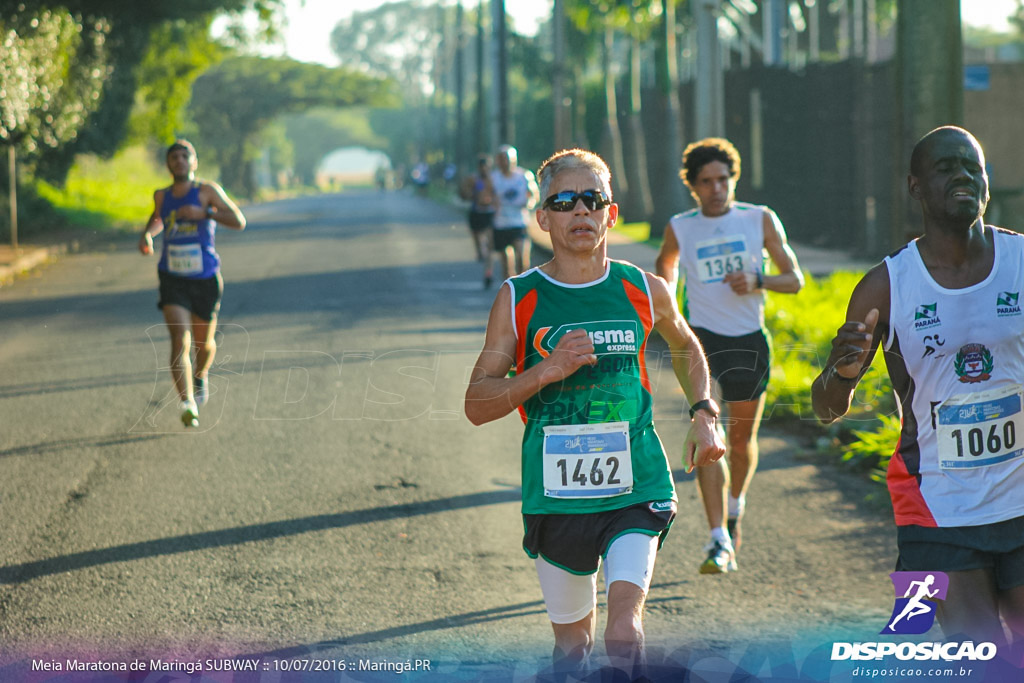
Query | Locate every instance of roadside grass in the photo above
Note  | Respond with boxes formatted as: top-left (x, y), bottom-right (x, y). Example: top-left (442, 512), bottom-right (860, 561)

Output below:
top-left (765, 270), bottom-right (897, 474)
top-left (35, 146), bottom-right (169, 231)
top-left (615, 221), bottom-right (651, 243)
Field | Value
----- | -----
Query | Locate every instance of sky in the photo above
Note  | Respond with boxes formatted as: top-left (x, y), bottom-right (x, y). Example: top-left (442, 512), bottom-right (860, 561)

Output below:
top-left (270, 0), bottom-right (1020, 67)
top-left (276, 0), bottom-right (550, 66)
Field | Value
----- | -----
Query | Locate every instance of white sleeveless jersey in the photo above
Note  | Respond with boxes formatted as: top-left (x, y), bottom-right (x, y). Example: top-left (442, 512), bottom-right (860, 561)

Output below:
top-left (668, 201), bottom-right (767, 335)
top-left (491, 169), bottom-right (532, 230)
top-left (883, 227), bottom-right (1024, 527)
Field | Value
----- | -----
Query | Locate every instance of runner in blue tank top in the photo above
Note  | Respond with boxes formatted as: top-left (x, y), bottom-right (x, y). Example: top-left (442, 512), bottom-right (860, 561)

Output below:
top-left (138, 139), bottom-right (246, 428)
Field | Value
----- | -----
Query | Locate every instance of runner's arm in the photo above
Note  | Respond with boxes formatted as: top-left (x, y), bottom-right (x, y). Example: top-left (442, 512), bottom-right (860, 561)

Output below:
top-left (139, 190), bottom-right (165, 255)
top-left (811, 263), bottom-right (890, 423)
top-left (760, 208), bottom-right (803, 293)
top-left (201, 181), bottom-right (246, 230)
top-left (465, 284), bottom-right (598, 425)
top-left (654, 223), bottom-right (681, 294)
top-left (647, 272), bottom-right (725, 470)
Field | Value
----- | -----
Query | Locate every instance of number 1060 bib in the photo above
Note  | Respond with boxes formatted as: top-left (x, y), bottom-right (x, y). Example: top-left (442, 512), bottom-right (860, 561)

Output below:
top-left (936, 384), bottom-right (1024, 470)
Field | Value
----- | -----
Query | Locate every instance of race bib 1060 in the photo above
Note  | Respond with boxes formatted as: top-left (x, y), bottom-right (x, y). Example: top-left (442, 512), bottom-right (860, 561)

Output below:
top-left (542, 421), bottom-right (633, 498)
top-left (936, 384), bottom-right (1024, 470)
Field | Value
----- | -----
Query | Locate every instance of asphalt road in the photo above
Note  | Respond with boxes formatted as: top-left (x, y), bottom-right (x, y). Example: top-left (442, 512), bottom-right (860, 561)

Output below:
top-left (0, 190), bottom-right (903, 680)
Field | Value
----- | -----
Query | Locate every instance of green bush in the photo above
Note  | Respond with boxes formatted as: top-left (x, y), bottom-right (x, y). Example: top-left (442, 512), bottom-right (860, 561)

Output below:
top-left (844, 413), bottom-right (902, 483)
top-left (764, 271), bottom-right (895, 424)
top-left (35, 146), bottom-right (168, 230)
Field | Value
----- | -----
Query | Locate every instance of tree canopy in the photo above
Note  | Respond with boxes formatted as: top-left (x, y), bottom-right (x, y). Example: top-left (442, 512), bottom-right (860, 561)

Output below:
top-left (0, 9), bottom-right (109, 156)
top-left (190, 56), bottom-right (396, 196)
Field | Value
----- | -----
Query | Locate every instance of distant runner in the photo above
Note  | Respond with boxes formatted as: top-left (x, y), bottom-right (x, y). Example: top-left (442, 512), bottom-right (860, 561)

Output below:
top-left (490, 144), bottom-right (539, 279)
top-left (466, 148), bottom-right (724, 677)
top-left (656, 137), bottom-right (803, 574)
top-left (139, 139), bottom-right (246, 428)
top-left (462, 154), bottom-right (496, 288)
top-left (813, 126), bottom-right (1024, 653)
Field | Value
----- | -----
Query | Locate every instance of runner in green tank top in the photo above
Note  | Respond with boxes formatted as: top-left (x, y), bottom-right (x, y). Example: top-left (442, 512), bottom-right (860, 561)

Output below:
top-left (465, 149), bottom-right (725, 677)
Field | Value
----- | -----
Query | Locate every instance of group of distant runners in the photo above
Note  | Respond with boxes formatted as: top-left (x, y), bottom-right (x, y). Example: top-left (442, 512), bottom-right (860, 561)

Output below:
top-left (139, 126), bottom-right (1024, 677)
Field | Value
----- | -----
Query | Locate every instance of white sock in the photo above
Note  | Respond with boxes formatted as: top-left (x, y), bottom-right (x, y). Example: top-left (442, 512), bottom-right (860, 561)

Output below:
top-left (728, 494), bottom-right (745, 519)
top-left (711, 526), bottom-right (730, 545)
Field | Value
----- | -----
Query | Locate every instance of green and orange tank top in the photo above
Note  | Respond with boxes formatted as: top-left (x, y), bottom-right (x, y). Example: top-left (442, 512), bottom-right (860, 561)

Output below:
top-left (508, 259), bottom-right (676, 514)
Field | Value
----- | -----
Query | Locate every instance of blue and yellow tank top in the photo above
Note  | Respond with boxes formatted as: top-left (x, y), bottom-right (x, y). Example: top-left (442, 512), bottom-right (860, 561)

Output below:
top-left (157, 183), bottom-right (220, 279)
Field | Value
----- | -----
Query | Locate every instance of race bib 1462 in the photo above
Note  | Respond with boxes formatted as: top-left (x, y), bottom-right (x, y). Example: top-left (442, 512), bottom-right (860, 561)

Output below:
top-left (542, 421), bottom-right (633, 498)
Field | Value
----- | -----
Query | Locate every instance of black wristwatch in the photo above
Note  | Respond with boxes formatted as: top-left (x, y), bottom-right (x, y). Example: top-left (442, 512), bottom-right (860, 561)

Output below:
top-left (205, 205), bottom-right (215, 219)
top-left (689, 398), bottom-right (720, 421)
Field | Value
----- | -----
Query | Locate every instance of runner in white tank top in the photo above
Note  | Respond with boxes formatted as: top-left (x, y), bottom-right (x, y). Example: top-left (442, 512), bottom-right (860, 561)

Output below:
top-left (490, 144), bottom-right (539, 280)
top-left (813, 126), bottom-right (1024, 653)
top-left (656, 137), bottom-right (804, 575)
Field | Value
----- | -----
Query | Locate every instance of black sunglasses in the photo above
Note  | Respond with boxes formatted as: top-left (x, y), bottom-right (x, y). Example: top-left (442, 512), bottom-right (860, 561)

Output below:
top-left (542, 189), bottom-right (612, 212)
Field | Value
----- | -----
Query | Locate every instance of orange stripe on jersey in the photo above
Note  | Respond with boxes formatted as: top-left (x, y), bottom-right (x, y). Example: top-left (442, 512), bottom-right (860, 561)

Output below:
top-left (621, 277), bottom-right (653, 393)
top-left (887, 437), bottom-right (937, 527)
top-left (514, 288), bottom-right (539, 423)
top-left (532, 327), bottom-right (552, 359)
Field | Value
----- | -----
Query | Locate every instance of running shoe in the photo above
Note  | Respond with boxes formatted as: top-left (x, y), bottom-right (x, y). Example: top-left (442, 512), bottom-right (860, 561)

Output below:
top-left (194, 375), bottom-right (208, 406)
top-left (699, 539), bottom-right (737, 574)
top-left (180, 399), bottom-right (199, 428)
top-left (727, 516), bottom-right (742, 552)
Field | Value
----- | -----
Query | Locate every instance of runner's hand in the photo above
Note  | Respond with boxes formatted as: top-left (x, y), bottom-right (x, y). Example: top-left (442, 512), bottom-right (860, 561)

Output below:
top-left (723, 271), bottom-right (757, 295)
top-left (538, 329), bottom-right (597, 385)
top-left (139, 233), bottom-right (153, 255)
top-left (829, 308), bottom-right (879, 379)
top-left (684, 413), bottom-right (726, 473)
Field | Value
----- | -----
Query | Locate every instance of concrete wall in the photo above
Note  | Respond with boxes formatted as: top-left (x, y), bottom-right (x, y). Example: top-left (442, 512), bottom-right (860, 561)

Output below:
top-left (964, 62), bottom-right (1024, 229)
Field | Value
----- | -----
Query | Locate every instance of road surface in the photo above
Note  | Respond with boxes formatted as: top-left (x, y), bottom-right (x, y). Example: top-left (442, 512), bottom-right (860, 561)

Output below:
top-left (0, 190), bottom-right (902, 679)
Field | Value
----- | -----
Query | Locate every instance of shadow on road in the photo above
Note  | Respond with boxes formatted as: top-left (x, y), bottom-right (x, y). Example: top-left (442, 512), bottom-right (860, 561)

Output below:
top-left (239, 580), bottom-right (691, 656)
top-left (0, 433), bottom-right (165, 460)
top-left (0, 487), bottom-right (522, 585)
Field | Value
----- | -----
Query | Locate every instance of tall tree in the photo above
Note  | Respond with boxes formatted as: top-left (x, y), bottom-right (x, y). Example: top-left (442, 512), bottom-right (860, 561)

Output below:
top-left (566, 0), bottom-right (629, 203)
top-left (892, 0), bottom-right (962, 246)
top-left (650, 0), bottom-right (690, 238)
top-left (622, 0), bottom-right (656, 223)
top-left (7, 0), bottom-right (286, 184)
top-left (330, 1), bottom-right (458, 165)
top-left (0, 8), bottom-right (110, 245)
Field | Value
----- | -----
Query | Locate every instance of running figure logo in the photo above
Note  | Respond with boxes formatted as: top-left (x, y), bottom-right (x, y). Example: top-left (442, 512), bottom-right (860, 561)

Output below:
top-left (881, 572), bottom-right (949, 635)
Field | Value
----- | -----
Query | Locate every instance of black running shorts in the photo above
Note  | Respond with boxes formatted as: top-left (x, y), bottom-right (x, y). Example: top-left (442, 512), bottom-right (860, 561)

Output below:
top-left (896, 516), bottom-right (1024, 591)
top-left (692, 326), bottom-right (771, 403)
top-left (158, 271), bottom-right (223, 321)
top-left (492, 226), bottom-right (527, 252)
top-left (468, 210), bottom-right (494, 233)
top-left (522, 501), bottom-right (677, 575)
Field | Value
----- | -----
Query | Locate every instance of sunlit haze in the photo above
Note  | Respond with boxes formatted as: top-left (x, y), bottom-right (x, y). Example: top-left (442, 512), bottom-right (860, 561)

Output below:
top-left (278, 0), bottom-right (551, 66)
top-left (272, 0), bottom-right (1018, 68)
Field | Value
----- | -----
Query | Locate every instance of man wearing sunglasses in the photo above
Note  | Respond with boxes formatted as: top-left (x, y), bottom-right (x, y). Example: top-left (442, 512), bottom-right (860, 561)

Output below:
top-left (656, 137), bottom-right (803, 575)
top-left (466, 148), bottom-right (725, 676)
top-left (490, 144), bottom-right (540, 280)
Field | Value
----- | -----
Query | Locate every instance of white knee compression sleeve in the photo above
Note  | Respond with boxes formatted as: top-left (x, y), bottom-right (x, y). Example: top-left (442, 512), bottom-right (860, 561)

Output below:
top-left (604, 533), bottom-right (659, 593)
top-left (535, 557), bottom-right (598, 624)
